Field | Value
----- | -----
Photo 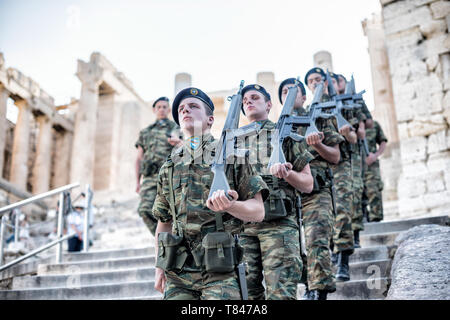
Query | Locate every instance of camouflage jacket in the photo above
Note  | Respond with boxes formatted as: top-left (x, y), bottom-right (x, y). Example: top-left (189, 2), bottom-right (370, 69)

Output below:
top-left (366, 121), bottom-right (388, 163)
top-left (239, 119), bottom-right (314, 202)
top-left (153, 133), bottom-right (269, 241)
top-left (293, 107), bottom-right (344, 190)
top-left (135, 118), bottom-right (179, 177)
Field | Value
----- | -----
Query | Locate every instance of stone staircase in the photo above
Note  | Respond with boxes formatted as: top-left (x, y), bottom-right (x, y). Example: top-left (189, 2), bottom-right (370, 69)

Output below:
top-left (0, 214), bottom-right (448, 300)
top-left (311, 214), bottom-right (448, 300)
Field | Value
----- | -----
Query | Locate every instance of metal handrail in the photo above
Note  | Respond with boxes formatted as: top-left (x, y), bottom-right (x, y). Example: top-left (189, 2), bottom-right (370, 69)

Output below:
top-left (0, 182), bottom-right (80, 215)
top-left (0, 232), bottom-right (76, 273)
top-left (0, 182), bottom-right (94, 271)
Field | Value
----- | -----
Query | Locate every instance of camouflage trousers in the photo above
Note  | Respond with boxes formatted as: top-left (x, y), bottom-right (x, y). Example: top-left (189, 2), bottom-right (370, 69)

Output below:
top-left (331, 160), bottom-right (354, 254)
top-left (363, 161), bottom-right (384, 222)
top-left (241, 217), bottom-right (302, 300)
top-left (352, 150), bottom-right (365, 231)
top-left (302, 188), bottom-right (336, 292)
top-left (164, 270), bottom-right (241, 300)
top-left (138, 176), bottom-right (159, 236)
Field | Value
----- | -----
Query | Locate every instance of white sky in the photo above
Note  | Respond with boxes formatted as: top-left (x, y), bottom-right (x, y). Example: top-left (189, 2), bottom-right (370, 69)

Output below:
top-left (0, 0), bottom-right (381, 109)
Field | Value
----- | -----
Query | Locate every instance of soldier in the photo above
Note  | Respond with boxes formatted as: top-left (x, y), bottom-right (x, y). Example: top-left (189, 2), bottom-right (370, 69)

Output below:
top-left (332, 74), bottom-right (374, 248)
top-left (279, 78), bottom-right (344, 300)
top-left (305, 67), bottom-right (357, 282)
top-left (362, 120), bottom-right (387, 222)
top-left (135, 97), bottom-right (181, 236)
top-left (239, 84), bottom-right (314, 300)
top-left (152, 87), bottom-right (269, 300)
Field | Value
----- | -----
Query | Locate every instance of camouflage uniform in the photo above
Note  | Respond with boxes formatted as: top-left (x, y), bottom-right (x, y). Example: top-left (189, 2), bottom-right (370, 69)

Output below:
top-left (135, 118), bottom-right (179, 235)
top-left (321, 93), bottom-right (362, 254)
top-left (294, 108), bottom-right (344, 293)
top-left (239, 119), bottom-right (314, 300)
top-left (153, 134), bottom-right (269, 300)
top-left (363, 121), bottom-right (387, 222)
top-left (352, 101), bottom-right (371, 232)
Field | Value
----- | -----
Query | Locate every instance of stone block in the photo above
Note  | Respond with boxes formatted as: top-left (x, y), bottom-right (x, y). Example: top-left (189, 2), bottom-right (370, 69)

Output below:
top-left (386, 28), bottom-right (424, 61)
top-left (430, 0), bottom-right (450, 19)
top-left (398, 175), bottom-right (426, 198)
top-left (382, 0), bottom-right (416, 21)
top-left (439, 54), bottom-right (450, 91)
top-left (398, 195), bottom-right (427, 217)
top-left (419, 18), bottom-right (448, 39)
top-left (415, 34), bottom-right (450, 60)
top-left (400, 136), bottom-right (427, 163)
top-left (425, 171), bottom-right (446, 193)
top-left (401, 161), bottom-right (429, 178)
top-left (426, 151), bottom-right (450, 173)
top-left (384, 5), bottom-right (433, 35)
top-left (413, 0), bottom-right (441, 7)
top-left (407, 114), bottom-right (447, 137)
top-left (428, 129), bottom-right (448, 154)
top-left (423, 190), bottom-right (450, 210)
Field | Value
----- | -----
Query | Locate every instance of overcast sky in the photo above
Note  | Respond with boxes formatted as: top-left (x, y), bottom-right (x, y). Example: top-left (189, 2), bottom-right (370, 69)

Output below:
top-left (0, 0), bottom-right (381, 108)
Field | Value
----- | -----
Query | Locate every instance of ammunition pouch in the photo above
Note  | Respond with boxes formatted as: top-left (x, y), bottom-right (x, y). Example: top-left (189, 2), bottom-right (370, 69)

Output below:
top-left (310, 168), bottom-right (331, 193)
top-left (202, 232), bottom-right (242, 273)
top-left (156, 232), bottom-right (188, 272)
top-left (262, 175), bottom-right (294, 222)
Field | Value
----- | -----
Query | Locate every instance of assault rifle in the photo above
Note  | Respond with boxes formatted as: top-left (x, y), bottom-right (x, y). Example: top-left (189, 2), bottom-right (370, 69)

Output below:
top-left (312, 71), bottom-right (363, 131)
top-left (267, 78), bottom-right (329, 168)
top-left (208, 81), bottom-right (248, 199)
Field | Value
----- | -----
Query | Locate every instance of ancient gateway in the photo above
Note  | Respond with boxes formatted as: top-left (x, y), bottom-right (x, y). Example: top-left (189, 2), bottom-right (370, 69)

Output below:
top-left (0, 0), bottom-right (449, 221)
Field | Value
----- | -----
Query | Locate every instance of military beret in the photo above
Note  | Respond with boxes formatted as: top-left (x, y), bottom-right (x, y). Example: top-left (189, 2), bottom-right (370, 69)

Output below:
top-left (152, 96), bottom-right (169, 108)
top-left (172, 87), bottom-right (214, 126)
top-left (337, 74), bottom-right (347, 83)
top-left (241, 84), bottom-right (271, 113)
top-left (278, 78), bottom-right (306, 104)
top-left (329, 72), bottom-right (340, 84)
top-left (304, 67), bottom-right (326, 84)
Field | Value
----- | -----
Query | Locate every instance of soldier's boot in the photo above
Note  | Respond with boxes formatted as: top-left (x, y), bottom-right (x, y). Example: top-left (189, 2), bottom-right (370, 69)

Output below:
top-left (304, 290), bottom-right (328, 300)
top-left (354, 230), bottom-right (361, 249)
top-left (336, 250), bottom-right (351, 282)
top-left (331, 252), bottom-right (338, 265)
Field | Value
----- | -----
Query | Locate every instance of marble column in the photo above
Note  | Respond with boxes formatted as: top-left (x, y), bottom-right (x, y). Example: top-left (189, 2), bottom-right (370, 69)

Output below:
top-left (52, 130), bottom-right (73, 188)
top-left (10, 99), bottom-right (31, 190)
top-left (314, 51), bottom-right (334, 72)
top-left (70, 60), bottom-right (103, 187)
top-left (32, 115), bottom-right (53, 194)
top-left (362, 13), bottom-right (399, 145)
top-left (0, 85), bottom-right (8, 175)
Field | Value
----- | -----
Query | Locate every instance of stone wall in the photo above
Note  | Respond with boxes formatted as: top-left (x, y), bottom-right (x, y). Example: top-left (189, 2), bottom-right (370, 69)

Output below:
top-left (380, 0), bottom-right (450, 218)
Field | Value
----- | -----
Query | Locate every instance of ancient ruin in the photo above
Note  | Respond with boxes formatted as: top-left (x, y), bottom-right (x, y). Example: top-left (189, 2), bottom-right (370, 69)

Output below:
top-left (0, 0), bottom-right (449, 223)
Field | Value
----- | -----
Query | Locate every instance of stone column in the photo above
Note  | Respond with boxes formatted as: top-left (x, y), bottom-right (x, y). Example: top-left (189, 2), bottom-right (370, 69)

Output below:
top-left (257, 72), bottom-right (280, 122)
top-left (362, 13), bottom-right (399, 146)
top-left (10, 99), bottom-right (31, 190)
top-left (174, 73), bottom-right (192, 95)
top-left (70, 59), bottom-right (103, 187)
top-left (0, 85), bottom-right (9, 175)
top-left (32, 115), bottom-right (53, 194)
top-left (314, 51), bottom-right (334, 72)
top-left (52, 130), bottom-right (73, 188)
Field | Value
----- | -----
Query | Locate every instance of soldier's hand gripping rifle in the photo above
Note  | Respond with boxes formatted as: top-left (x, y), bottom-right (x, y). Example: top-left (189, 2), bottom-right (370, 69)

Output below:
top-left (267, 79), bottom-right (334, 169)
top-left (313, 71), bottom-right (360, 131)
top-left (267, 78), bottom-right (310, 169)
top-left (208, 81), bottom-right (247, 200)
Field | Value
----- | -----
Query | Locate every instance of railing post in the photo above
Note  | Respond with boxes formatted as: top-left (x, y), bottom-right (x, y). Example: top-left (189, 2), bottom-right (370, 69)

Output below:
top-left (56, 192), bottom-right (65, 264)
top-left (0, 215), bottom-right (6, 265)
top-left (14, 209), bottom-right (20, 243)
top-left (83, 184), bottom-right (92, 252)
